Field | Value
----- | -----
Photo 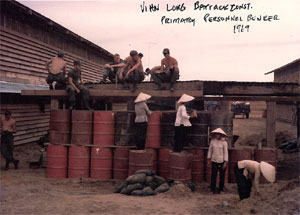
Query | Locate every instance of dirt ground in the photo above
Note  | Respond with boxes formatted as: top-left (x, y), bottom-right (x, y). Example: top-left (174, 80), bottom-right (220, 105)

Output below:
top-left (1, 102), bottom-right (299, 215)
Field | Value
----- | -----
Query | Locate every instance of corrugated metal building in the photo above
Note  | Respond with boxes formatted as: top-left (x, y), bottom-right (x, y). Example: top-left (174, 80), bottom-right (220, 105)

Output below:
top-left (0, 0), bottom-right (113, 145)
top-left (265, 58), bottom-right (300, 124)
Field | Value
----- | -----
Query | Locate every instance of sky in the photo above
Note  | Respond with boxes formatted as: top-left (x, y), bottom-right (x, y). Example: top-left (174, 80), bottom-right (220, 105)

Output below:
top-left (19, 0), bottom-right (300, 82)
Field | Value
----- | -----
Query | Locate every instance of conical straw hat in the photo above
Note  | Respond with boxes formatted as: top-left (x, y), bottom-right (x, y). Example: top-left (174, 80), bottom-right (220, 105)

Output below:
top-left (260, 161), bottom-right (276, 183)
top-left (210, 128), bottom-right (227, 136)
top-left (177, 94), bottom-right (195, 103)
top-left (134, 92), bottom-right (151, 103)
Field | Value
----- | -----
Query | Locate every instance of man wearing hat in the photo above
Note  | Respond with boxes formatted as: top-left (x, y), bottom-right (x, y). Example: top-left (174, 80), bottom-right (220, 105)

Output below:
top-left (174, 94), bottom-right (197, 152)
top-left (134, 92), bottom-right (152, 150)
top-left (66, 60), bottom-right (90, 110)
top-left (119, 50), bottom-right (144, 92)
top-left (207, 128), bottom-right (229, 194)
top-left (45, 51), bottom-right (67, 90)
top-left (234, 160), bottom-right (276, 200)
top-left (1, 110), bottom-right (19, 170)
top-left (151, 48), bottom-right (179, 92)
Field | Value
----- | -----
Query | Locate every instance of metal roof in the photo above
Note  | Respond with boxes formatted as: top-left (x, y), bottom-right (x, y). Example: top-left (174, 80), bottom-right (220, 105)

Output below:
top-left (0, 81), bottom-right (48, 93)
top-left (265, 58), bottom-right (300, 75)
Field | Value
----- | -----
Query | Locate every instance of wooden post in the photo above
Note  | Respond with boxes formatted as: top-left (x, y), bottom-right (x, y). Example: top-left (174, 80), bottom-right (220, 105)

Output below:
top-left (51, 98), bottom-right (59, 110)
top-left (266, 101), bottom-right (276, 147)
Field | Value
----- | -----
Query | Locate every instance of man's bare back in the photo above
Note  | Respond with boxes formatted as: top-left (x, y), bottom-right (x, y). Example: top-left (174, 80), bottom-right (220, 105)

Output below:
top-left (46, 57), bottom-right (66, 75)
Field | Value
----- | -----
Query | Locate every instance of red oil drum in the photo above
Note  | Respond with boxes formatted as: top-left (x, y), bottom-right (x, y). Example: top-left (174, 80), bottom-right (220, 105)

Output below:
top-left (254, 148), bottom-right (277, 183)
top-left (46, 145), bottom-right (68, 178)
top-left (229, 148), bottom-right (253, 183)
top-left (71, 110), bottom-right (93, 145)
top-left (187, 148), bottom-right (205, 184)
top-left (68, 146), bottom-right (90, 178)
top-left (145, 148), bottom-right (158, 173)
top-left (113, 147), bottom-right (130, 180)
top-left (169, 168), bottom-right (192, 184)
top-left (94, 111), bottom-right (115, 146)
top-left (49, 110), bottom-right (71, 144)
top-left (145, 112), bottom-right (161, 148)
top-left (128, 150), bottom-right (153, 176)
top-left (168, 152), bottom-right (193, 184)
top-left (91, 147), bottom-right (112, 179)
top-left (158, 148), bottom-right (172, 180)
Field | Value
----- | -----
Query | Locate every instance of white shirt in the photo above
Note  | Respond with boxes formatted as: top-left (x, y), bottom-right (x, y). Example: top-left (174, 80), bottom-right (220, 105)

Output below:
top-left (207, 139), bottom-right (228, 163)
top-left (135, 102), bottom-right (152, 123)
top-left (174, 104), bottom-right (191, 127)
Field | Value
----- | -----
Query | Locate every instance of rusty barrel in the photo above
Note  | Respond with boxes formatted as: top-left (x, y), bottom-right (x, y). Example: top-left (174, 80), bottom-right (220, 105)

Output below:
top-left (91, 147), bottom-right (112, 179)
top-left (46, 145), bottom-right (68, 178)
top-left (187, 148), bottom-right (205, 184)
top-left (113, 146), bottom-right (131, 180)
top-left (229, 148), bottom-right (253, 183)
top-left (71, 110), bottom-right (93, 145)
top-left (158, 148), bottom-right (172, 180)
top-left (145, 112), bottom-right (161, 148)
top-left (145, 148), bottom-right (158, 173)
top-left (254, 148), bottom-right (277, 183)
top-left (94, 111), bottom-right (115, 146)
top-left (168, 152), bottom-right (193, 184)
top-left (128, 150), bottom-right (153, 176)
top-left (161, 112), bottom-right (176, 147)
top-left (188, 112), bottom-right (210, 147)
top-left (210, 112), bottom-right (233, 147)
top-left (49, 110), bottom-right (71, 144)
top-left (68, 146), bottom-right (90, 178)
top-left (115, 112), bottom-right (136, 146)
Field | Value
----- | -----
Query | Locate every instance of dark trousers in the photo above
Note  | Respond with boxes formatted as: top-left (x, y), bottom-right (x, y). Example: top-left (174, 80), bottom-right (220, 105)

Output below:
top-left (46, 73), bottom-right (66, 89)
top-left (120, 69), bottom-right (144, 86)
top-left (66, 84), bottom-right (90, 109)
top-left (234, 164), bottom-right (252, 200)
top-left (135, 122), bottom-right (147, 150)
top-left (210, 161), bottom-right (226, 192)
top-left (151, 68), bottom-right (179, 86)
top-left (104, 68), bottom-right (118, 82)
top-left (1, 132), bottom-right (16, 167)
top-left (174, 125), bottom-right (188, 152)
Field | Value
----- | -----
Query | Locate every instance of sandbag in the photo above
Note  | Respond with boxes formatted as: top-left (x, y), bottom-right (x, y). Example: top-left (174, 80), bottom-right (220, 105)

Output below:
top-left (145, 176), bottom-right (153, 185)
top-left (153, 175), bottom-right (166, 185)
top-left (135, 169), bottom-right (153, 176)
top-left (154, 183), bottom-right (170, 193)
top-left (126, 183), bottom-right (144, 194)
top-left (131, 190), bottom-right (144, 196)
top-left (142, 186), bottom-right (155, 196)
top-left (148, 181), bottom-right (159, 190)
top-left (126, 173), bottom-right (146, 184)
top-left (114, 181), bottom-right (128, 193)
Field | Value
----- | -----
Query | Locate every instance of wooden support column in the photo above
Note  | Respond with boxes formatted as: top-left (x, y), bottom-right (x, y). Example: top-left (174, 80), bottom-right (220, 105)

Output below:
top-left (266, 101), bottom-right (276, 148)
top-left (51, 98), bottom-right (59, 110)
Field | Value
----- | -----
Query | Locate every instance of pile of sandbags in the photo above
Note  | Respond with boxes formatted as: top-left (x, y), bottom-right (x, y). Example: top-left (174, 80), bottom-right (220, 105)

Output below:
top-left (114, 169), bottom-right (170, 196)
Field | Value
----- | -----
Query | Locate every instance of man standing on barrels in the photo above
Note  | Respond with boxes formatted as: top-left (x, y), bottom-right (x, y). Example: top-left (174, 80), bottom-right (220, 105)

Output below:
top-left (151, 48), bottom-right (179, 92)
top-left (134, 92), bottom-right (152, 150)
top-left (45, 51), bottom-right (67, 90)
top-left (1, 110), bottom-right (19, 170)
top-left (66, 60), bottom-right (90, 110)
top-left (207, 128), bottom-right (228, 194)
top-left (174, 94), bottom-right (197, 152)
top-left (234, 160), bottom-right (275, 200)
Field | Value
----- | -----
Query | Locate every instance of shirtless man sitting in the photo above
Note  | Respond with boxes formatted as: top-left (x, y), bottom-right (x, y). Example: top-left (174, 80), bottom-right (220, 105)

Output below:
top-left (119, 50), bottom-right (144, 92)
top-left (45, 51), bottom-right (67, 90)
top-left (102, 54), bottom-right (125, 83)
top-left (151, 48), bottom-right (179, 92)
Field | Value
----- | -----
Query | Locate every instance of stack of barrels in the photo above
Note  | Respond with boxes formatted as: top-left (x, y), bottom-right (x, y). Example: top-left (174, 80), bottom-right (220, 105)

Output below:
top-left (47, 110), bottom-right (277, 183)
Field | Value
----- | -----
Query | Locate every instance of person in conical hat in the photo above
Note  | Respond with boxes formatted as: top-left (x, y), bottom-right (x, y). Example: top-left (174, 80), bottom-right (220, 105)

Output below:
top-left (134, 92), bottom-right (152, 150)
top-left (174, 94), bottom-right (197, 152)
top-left (234, 160), bottom-right (276, 200)
top-left (207, 127), bottom-right (229, 194)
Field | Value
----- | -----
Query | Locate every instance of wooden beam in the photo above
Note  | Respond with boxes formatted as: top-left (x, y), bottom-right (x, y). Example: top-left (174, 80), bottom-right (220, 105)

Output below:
top-left (266, 101), bottom-right (276, 148)
top-left (21, 90), bottom-right (300, 102)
